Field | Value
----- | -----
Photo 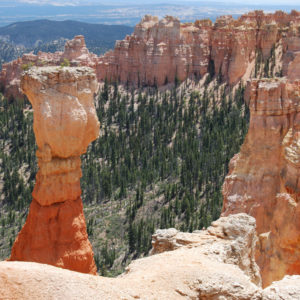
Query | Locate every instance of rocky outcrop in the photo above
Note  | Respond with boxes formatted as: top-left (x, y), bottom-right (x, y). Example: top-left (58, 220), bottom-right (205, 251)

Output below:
top-left (0, 35), bottom-right (97, 100)
top-left (1, 11), bottom-right (300, 99)
top-left (222, 78), bottom-right (300, 287)
top-left (8, 67), bottom-right (99, 275)
top-left (151, 213), bottom-right (261, 286)
top-left (262, 275), bottom-right (300, 299)
top-left (1, 213), bottom-right (300, 299)
top-left (0, 214), bottom-right (262, 299)
top-left (150, 228), bottom-right (203, 254)
top-left (62, 35), bottom-right (94, 64)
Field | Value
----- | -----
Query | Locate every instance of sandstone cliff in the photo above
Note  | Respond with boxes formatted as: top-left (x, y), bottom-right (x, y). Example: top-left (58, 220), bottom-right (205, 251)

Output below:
top-left (1, 9), bottom-right (300, 296)
top-left (1, 10), bottom-right (300, 99)
top-left (8, 66), bottom-right (100, 275)
top-left (93, 10), bottom-right (300, 86)
top-left (222, 78), bottom-right (300, 287)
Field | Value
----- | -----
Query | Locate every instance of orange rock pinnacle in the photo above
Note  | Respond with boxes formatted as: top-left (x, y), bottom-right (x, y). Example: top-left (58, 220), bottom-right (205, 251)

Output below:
top-left (9, 66), bottom-right (100, 275)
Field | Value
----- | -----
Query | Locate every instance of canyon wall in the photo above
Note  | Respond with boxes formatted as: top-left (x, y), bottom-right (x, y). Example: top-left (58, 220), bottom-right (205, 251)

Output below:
top-left (1, 9), bottom-right (300, 294)
top-left (8, 66), bottom-right (99, 275)
top-left (222, 78), bottom-right (300, 287)
top-left (95, 10), bottom-right (299, 86)
top-left (1, 10), bottom-right (300, 100)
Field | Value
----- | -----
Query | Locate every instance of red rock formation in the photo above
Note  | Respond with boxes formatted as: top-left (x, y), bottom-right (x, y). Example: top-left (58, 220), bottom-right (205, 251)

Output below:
top-left (0, 58), bottom-right (23, 100)
top-left (96, 10), bottom-right (300, 86)
top-left (282, 16), bottom-right (300, 80)
top-left (9, 66), bottom-right (99, 275)
top-left (62, 35), bottom-right (97, 66)
top-left (222, 78), bottom-right (300, 287)
top-left (1, 11), bottom-right (300, 100)
top-left (10, 198), bottom-right (96, 274)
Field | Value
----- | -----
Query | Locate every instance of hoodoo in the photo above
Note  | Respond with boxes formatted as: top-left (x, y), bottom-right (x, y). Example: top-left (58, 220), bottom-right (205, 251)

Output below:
top-left (8, 66), bottom-right (100, 275)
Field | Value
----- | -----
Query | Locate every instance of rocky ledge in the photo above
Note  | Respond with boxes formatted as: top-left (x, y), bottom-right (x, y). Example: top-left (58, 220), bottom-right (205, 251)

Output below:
top-left (1, 213), bottom-right (300, 299)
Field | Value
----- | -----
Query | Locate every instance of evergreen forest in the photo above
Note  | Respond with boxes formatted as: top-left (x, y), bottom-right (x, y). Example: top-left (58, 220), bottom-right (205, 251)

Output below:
top-left (0, 77), bottom-right (249, 275)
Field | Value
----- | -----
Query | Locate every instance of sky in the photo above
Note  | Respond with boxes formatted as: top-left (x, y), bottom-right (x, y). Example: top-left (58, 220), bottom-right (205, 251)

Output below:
top-left (228, 0), bottom-right (300, 4)
top-left (0, 0), bottom-right (298, 27)
top-left (8, 0), bottom-right (300, 5)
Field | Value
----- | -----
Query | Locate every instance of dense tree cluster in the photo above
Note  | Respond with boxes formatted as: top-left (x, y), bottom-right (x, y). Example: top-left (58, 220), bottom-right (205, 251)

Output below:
top-left (0, 95), bottom-right (36, 258)
top-left (81, 79), bottom-right (249, 272)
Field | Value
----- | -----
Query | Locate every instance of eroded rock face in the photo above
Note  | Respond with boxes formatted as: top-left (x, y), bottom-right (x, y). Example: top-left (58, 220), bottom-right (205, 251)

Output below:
top-left (9, 67), bottom-right (99, 275)
top-left (96, 10), bottom-right (300, 86)
top-left (63, 35), bottom-right (89, 61)
top-left (1, 11), bottom-right (299, 99)
top-left (151, 213), bottom-right (261, 286)
top-left (9, 198), bottom-right (96, 274)
top-left (21, 67), bottom-right (99, 161)
top-left (0, 35), bottom-right (97, 100)
top-left (222, 78), bottom-right (300, 287)
top-left (262, 275), bottom-right (300, 300)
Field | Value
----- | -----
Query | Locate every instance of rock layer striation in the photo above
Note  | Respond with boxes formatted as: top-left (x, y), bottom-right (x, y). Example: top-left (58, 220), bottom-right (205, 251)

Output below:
top-left (9, 66), bottom-right (99, 275)
top-left (95, 10), bottom-right (299, 86)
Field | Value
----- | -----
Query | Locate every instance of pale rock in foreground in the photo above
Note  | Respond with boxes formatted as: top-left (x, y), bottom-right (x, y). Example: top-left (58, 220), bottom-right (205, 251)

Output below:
top-left (1, 214), bottom-right (265, 299)
top-left (262, 275), bottom-right (300, 300)
top-left (2, 214), bottom-right (300, 299)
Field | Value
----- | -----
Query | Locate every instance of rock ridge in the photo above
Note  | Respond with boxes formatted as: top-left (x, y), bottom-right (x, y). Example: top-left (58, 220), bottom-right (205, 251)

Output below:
top-left (96, 10), bottom-right (299, 87)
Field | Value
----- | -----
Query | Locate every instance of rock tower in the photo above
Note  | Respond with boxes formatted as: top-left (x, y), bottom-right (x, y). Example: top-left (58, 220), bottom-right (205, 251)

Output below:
top-left (9, 66), bottom-right (99, 275)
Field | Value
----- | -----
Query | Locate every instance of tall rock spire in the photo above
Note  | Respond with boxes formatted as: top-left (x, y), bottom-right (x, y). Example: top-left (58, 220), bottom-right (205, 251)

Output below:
top-left (9, 66), bottom-right (100, 275)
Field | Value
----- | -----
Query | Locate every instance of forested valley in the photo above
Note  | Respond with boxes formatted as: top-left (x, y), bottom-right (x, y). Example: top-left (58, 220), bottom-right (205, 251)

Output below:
top-left (0, 77), bottom-right (249, 275)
